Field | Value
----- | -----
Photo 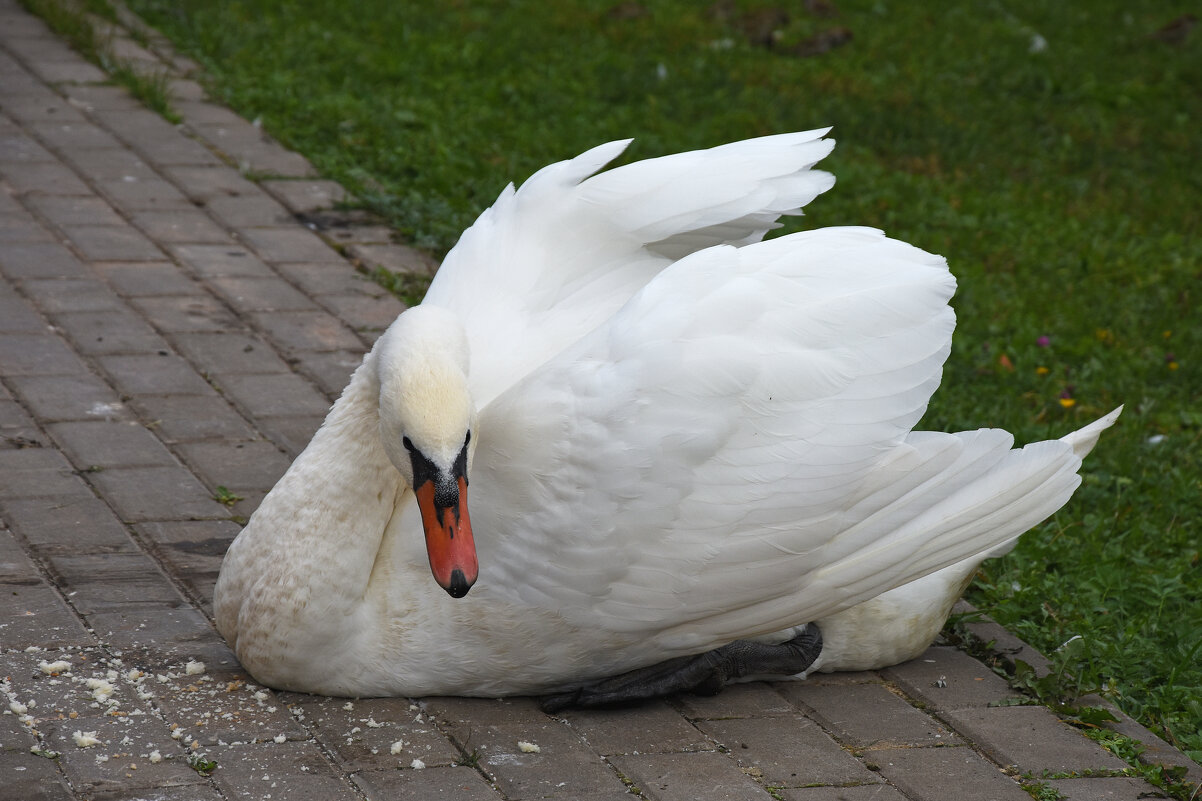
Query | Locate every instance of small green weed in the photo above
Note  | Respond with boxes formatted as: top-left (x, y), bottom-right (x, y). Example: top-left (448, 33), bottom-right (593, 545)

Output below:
top-left (214, 486), bottom-right (243, 507)
top-left (363, 265), bottom-right (433, 308)
top-left (187, 754), bottom-right (218, 776)
top-left (1022, 782), bottom-right (1065, 801)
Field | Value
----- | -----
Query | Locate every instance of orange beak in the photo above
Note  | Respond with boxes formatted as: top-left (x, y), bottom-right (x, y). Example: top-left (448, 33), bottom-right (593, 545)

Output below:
top-left (414, 477), bottom-right (478, 598)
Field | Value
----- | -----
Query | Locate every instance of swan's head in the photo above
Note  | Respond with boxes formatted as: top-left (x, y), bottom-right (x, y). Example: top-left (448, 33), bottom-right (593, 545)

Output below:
top-left (376, 305), bottom-right (480, 598)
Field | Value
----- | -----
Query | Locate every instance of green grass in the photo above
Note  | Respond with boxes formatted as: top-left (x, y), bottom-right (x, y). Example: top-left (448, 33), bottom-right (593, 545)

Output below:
top-left (115, 0), bottom-right (1200, 760)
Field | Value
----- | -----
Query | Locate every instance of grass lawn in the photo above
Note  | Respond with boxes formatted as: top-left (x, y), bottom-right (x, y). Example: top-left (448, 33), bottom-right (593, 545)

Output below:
top-left (116, 0), bottom-right (1200, 763)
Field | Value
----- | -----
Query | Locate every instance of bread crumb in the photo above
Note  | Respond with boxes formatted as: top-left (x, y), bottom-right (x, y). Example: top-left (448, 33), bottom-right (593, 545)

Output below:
top-left (38, 660), bottom-right (71, 675)
top-left (73, 730), bottom-right (102, 748)
top-left (410, 758), bottom-right (425, 769)
top-left (518, 741), bottom-right (541, 753)
top-left (185, 661), bottom-right (205, 676)
top-left (273, 735), bottom-right (286, 744)
top-left (149, 750), bottom-right (162, 763)
top-left (390, 740), bottom-right (404, 755)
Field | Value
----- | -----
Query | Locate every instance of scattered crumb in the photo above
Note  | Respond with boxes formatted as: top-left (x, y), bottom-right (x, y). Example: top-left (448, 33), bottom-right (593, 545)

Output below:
top-left (273, 735), bottom-right (286, 744)
top-left (390, 740), bottom-right (404, 755)
top-left (410, 758), bottom-right (426, 769)
top-left (518, 741), bottom-right (541, 754)
top-left (149, 750), bottom-right (162, 763)
top-left (342, 701), bottom-right (353, 711)
top-left (185, 661), bottom-right (205, 676)
top-left (73, 730), bottom-right (102, 748)
top-left (254, 691), bottom-right (269, 703)
top-left (9, 700), bottom-right (28, 715)
top-left (38, 660), bottom-right (71, 675)
top-left (365, 717), bottom-right (384, 728)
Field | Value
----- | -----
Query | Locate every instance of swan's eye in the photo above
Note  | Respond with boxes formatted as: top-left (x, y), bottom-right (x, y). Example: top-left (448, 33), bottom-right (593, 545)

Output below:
top-left (402, 436), bottom-right (416, 453)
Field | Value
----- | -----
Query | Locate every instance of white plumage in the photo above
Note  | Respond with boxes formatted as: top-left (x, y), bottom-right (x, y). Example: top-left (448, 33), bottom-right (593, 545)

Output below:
top-left (214, 130), bottom-right (1119, 697)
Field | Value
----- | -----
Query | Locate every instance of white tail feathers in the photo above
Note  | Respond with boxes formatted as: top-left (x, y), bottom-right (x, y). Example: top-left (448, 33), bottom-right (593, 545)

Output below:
top-left (1061, 405), bottom-right (1123, 459)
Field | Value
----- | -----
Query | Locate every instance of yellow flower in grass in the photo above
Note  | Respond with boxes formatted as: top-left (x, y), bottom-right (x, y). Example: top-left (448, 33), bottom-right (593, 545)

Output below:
top-left (1035, 366), bottom-right (1050, 376)
top-left (1058, 397), bottom-right (1076, 408)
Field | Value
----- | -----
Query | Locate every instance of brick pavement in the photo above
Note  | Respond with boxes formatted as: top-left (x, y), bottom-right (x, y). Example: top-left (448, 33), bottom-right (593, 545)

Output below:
top-left (0, 1), bottom-right (1198, 799)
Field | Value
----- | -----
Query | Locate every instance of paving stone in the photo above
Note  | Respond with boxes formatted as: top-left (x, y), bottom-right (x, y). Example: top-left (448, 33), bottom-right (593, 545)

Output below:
top-left (217, 372), bottom-right (332, 418)
top-left (87, 465), bottom-right (229, 522)
top-left (0, 525), bottom-right (39, 581)
top-left (0, 241), bottom-right (90, 279)
top-left (130, 393), bottom-right (257, 442)
top-left (291, 349), bottom-right (367, 397)
top-left (170, 243), bottom-right (276, 278)
top-left (0, 579), bottom-right (94, 648)
top-left (93, 260), bottom-right (204, 297)
top-left (0, 291), bottom-right (47, 331)
top-left (238, 227), bottom-right (343, 264)
top-left (129, 294), bottom-right (242, 333)
top-left (942, 705), bottom-right (1130, 775)
top-left (0, 333), bottom-right (88, 376)
top-left (0, 209), bottom-right (56, 242)
top-left (177, 440), bottom-right (292, 493)
top-left (205, 192), bottom-right (295, 228)
top-left (275, 261), bottom-right (380, 296)
top-left (2, 749), bottom-right (74, 801)
top-left (346, 241), bottom-right (438, 275)
top-left (46, 420), bottom-right (177, 469)
top-left (209, 275), bottom-right (318, 312)
top-left (0, 446), bottom-right (90, 498)
top-left (57, 83), bottom-right (144, 113)
top-left (127, 209), bottom-right (232, 244)
top-left (870, 746), bottom-right (1031, 801)
top-left (319, 291), bottom-right (405, 334)
top-left (24, 194), bottom-right (126, 228)
top-left (0, 494), bottom-right (138, 553)
top-left (171, 331), bottom-right (291, 375)
top-left (0, 91), bottom-right (86, 124)
top-left (95, 175), bottom-right (194, 211)
top-left (424, 695), bottom-right (551, 731)
top-left (610, 750), bottom-right (776, 801)
top-left (294, 695), bottom-right (460, 771)
top-left (152, 674), bottom-right (308, 747)
top-left (59, 224), bottom-right (165, 261)
top-left (469, 719), bottom-right (630, 800)
top-left (699, 714), bottom-right (879, 788)
top-left (0, 160), bottom-right (93, 195)
top-left (28, 120), bottom-right (124, 152)
top-left (48, 554), bottom-right (186, 616)
top-left (21, 278), bottom-right (125, 313)
top-left (6, 373), bottom-right (128, 422)
top-left (1045, 776), bottom-right (1166, 799)
top-left (97, 352), bottom-right (216, 395)
top-left (353, 765), bottom-right (502, 801)
top-left (778, 681), bottom-right (960, 749)
top-left (83, 603), bottom-right (218, 658)
top-left (255, 414), bottom-right (325, 456)
top-left (880, 646), bottom-right (1017, 712)
top-left (25, 58), bottom-right (109, 84)
top-left (0, 129), bottom-right (58, 163)
top-left (560, 701), bottom-right (710, 756)
top-left (163, 165), bottom-right (259, 202)
top-left (249, 310), bottom-right (363, 352)
top-left (676, 681), bottom-right (797, 719)
top-left (0, 400), bottom-right (43, 447)
top-left (776, 786), bottom-right (909, 801)
top-left (206, 740), bottom-right (359, 801)
top-left (100, 111), bottom-right (222, 168)
top-left (52, 309), bottom-right (171, 355)
top-left (59, 147), bottom-right (154, 183)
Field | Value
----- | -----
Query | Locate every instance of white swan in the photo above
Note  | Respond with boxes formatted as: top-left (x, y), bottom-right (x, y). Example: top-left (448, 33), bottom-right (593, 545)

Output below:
top-left (214, 130), bottom-right (1119, 700)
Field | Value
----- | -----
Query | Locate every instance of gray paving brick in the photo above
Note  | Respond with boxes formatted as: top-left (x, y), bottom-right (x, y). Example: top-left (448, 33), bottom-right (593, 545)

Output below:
top-left (205, 191), bottom-right (294, 228)
top-left (249, 309), bottom-right (363, 352)
top-left (275, 261), bottom-right (379, 296)
top-left (870, 746), bottom-right (1031, 801)
top-left (611, 750), bottom-right (776, 801)
top-left (255, 414), bottom-right (324, 456)
top-left (942, 705), bottom-right (1130, 775)
top-left (95, 175), bottom-right (194, 210)
top-left (57, 83), bottom-right (145, 113)
top-left (353, 766), bottom-right (502, 801)
top-left (134, 519), bottom-right (238, 581)
top-left (3, 751), bottom-right (75, 801)
top-left (28, 120), bottom-right (124, 151)
top-left (472, 719), bottom-right (631, 800)
top-left (99, 110), bottom-right (222, 167)
top-left (177, 440), bottom-right (292, 493)
top-left (1045, 776), bottom-right (1166, 799)
top-left (129, 294), bottom-right (242, 333)
top-left (46, 420), bottom-right (177, 469)
top-left (0, 209), bottom-right (56, 242)
top-left (152, 675), bottom-right (308, 747)
top-left (0, 91), bottom-right (86, 124)
top-left (93, 260), bottom-right (204, 297)
top-left (0, 446), bottom-right (89, 498)
top-left (0, 525), bottom-right (39, 581)
top-left (239, 227), bottom-right (343, 264)
top-left (778, 786), bottom-right (908, 801)
top-left (0, 333), bottom-right (96, 379)
top-left (48, 552), bottom-right (186, 614)
top-left (171, 331), bottom-right (291, 375)
top-left (0, 129), bottom-right (57, 164)
top-left (52, 309), bottom-right (171, 354)
top-left (24, 194), bottom-right (126, 227)
top-left (0, 396), bottom-right (43, 446)
top-left (0, 494), bottom-right (137, 553)
top-left (346, 241), bottom-right (438, 275)
top-left (209, 275), bottom-right (318, 312)
top-left (0, 241), bottom-right (90, 279)
top-left (778, 682), bottom-right (960, 749)
top-left (20, 278), bottom-right (125, 313)
top-left (60, 224), bottom-right (165, 261)
top-left (289, 350), bottom-right (364, 397)
top-left (881, 646), bottom-right (1016, 712)
top-left (560, 701), bottom-right (710, 756)
top-left (87, 465), bottom-right (229, 522)
top-left (6, 373), bottom-right (129, 422)
top-left (294, 695), bottom-right (460, 771)
top-left (83, 602), bottom-right (218, 658)
top-left (97, 352), bottom-right (216, 395)
top-left (128, 209), bottom-right (233, 244)
top-left (170, 243), bottom-right (276, 278)
top-left (0, 160), bottom-right (92, 195)
top-left (206, 740), bottom-right (359, 801)
top-left (699, 714), bottom-right (879, 788)
top-left (319, 291), bottom-right (405, 334)
top-left (217, 372), bottom-right (332, 418)
top-left (676, 681), bottom-right (797, 719)
top-left (163, 165), bottom-right (259, 202)
top-left (0, 291), bottom-right (47, 331)
top-left (25, 58), bottom-right (108, 84)
top-left (1, 579), bottom-right (94, 648)
top-left (130, 393), bottom-right (257, 443)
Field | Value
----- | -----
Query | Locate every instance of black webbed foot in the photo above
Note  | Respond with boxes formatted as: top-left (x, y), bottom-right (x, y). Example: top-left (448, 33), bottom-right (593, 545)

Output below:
top-left (540, 625), bottom-right (822, 713)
